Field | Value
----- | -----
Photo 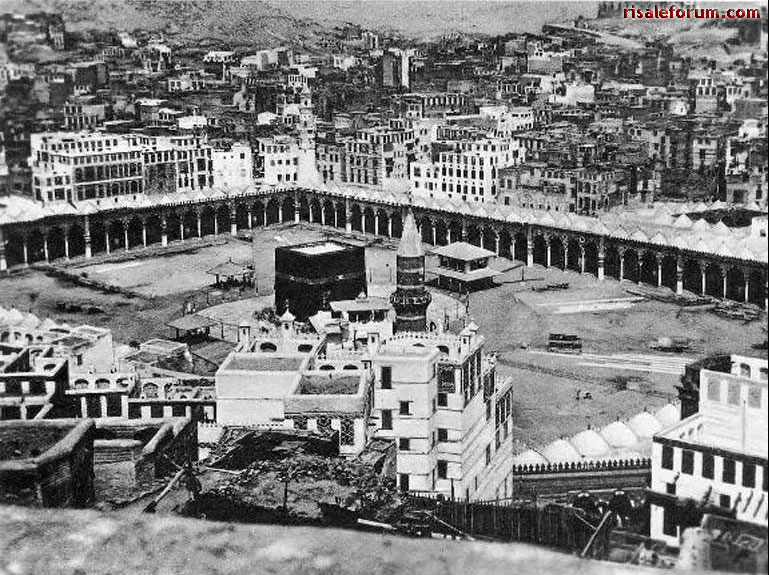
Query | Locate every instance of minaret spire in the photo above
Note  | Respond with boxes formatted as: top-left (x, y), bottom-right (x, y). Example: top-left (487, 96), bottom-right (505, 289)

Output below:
top-left (390, 207), bottom-right (431, 332)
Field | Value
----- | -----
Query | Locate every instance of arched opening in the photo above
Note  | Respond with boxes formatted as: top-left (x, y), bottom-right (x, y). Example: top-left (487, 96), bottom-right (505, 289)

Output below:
top-left (532, 234), bottom-right (547, 266)
top-left (182, 210), bottom-right (197, 239)
top-left (725, 267), bottom-right (744, 302)
top-left (319, 364), bottom-right (335, 371)
top-left (90, 221), bottom-right (106, 255)
top-left (298, 195), bottom-right (310, 221)
top-left (350, 204), bottom-right (363, 232)
top-left (68, 224), bottom-right (86, 258)
top-left (747, 269), bottom-right (765, 308)
top-left (682, 259), bottom-right (702, 294)
top-left (259, 342), bottom-right (278, 352)
top-left (660, 254), bottom-right (677, 291)
top-left (377, 210), bottom-right (390, 237)
top-left (550, 236), bottom-right (565, 270)
top-left (566, 238), bottom-right (582, 273)
top-left (704, 263), bottom-right (723, 298)
top-left (95, 378), bottom-right (111, 389)
top-left (297, 344), bottom-right (313, 353)
top-left (73, 379), bottom-right (89, 390)
top-left (639, 251), bottom-right (658, 286)
top-left (235, 202), bottom-right (250, 230)
top-left (145, 215), bottom-right (163, 246)
top-left (266, 199), bottom-right (280, 224)
top-left (420, 217), bottom-right (433, 244)
top-left (583, 240), bottom-right (598, 276)
top-left (127, 217), bottom-right (144, 248)
top-left (448, 220), bottom-right (463, 244)
top-left (252, 202), bottom-right (265, 227)
top-left (310, 198), bottom-right (322, 224)
top-left (513, 230), bottom-right (527, 262)
top-left (47, 226), bottom-right (66, 260)
top-left (107, 220), bottom-right (125, 251)
top-left (336, 202), bottom-right (347, 230)
top-left (604, 245), bottom-right (620, 280)
top-left (481, 227), bottom-right (496, 253)
top-left (142, 383), bottom-right (159, 398)
top-left (281, 195), bottom-right (294, 222)
top-left (390, 212), bottom-right (402, 238)
top-left (465, 224), bottom-right (480, 246)
top-left (200, 207), bottom-right (216, 236)
top-left (215, 205), bottom-right (230, 234)
top-left (342, 364), bottom-right (358, 370)
top-left (363, 207), bottom-right (376, 234)
top-left (498, 229), bottom-right (512, 259)
top-left (322, 200), bottom-right (335, 226)
top-left (622, 250), bottom-right (639, 282)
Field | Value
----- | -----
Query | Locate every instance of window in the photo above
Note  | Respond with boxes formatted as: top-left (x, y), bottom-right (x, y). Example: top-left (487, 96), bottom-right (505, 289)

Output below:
top-left (399, 401), bottom-right (411, 415)
top-left (662, 509), bottom-right (677, 537)
top-left (485, 444), bottom-right (492, 466)
top-left (748, 386), bottom-right (761, 408)
top-left (340, 418), bottom-right (355, 445)
top-left (150, 404), bottom-right (164, 418)
top-left (742, 463), bottom-right (756, 488)
top-left (437, 428), bottom-right (448, 443)
top-left (294, 416), bottom-right (308, 430)
top-left (719, 494), bottom-right (731, 509)
top-left (381, 409), bottom-right (392, 430)
top-left (399, 473), bottom-right (410, 491)
top-left (702, 453), bottom-right (714, 479)
top-left (707, 379), bottom-right (721, 401)
top-left (682, 450), bottom-right (694, 475)
top-left (172, 404), bottom-right (186, 417)
top-left (723, 458), bottom-right (736, 484)
top-left (666, 482), bottom-right (677, 495)
top-left (399, 438), bottom-right (411, 451)
top-left (727, 382), bottom-right (741, 406)
top-left (437, 460), bottom-right (448, 479)
top-left (381, 366), bottom-right (392, 389)
top-left (662, 445), bottom-right (674, 470)
top-left (437, 392), bottom-right (448, 407)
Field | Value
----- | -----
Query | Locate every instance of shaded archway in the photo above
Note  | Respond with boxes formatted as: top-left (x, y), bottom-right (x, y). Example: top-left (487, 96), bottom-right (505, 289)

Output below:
top-left (253, 202), bottom-right (265, 227)
top-left (377, 210), bottom-right (390, 237)
top-left (481, 227), bottom-right (496, 253)
top-left (321, 200), bottom-right (336, 226)
top-left (107, 220), bottom-right (125, 252)
top-left (532, 233), bottom-right (547, 266)
top-left (127, 217), bottom-right (144, 248)
top-left (498, 229), bottom-right (512, 259)
top-left (235, 202), bottom-right (250, 230)
top-left (639, 251), bottom-right (658, 286)
top-left (309, 198), bottom-right (322, 224)
top-left (298, 195), bottom-right (310, 221)
top-left (90, 221), bottom-right (106, 254)
top-left (448, 220), bottom-right (463, 244)
top-left (466, 224), bottom-right (480, 246)
top-left (145, 215), bottom-right (163, 246)
top-left (47, 226), bottom-right (66, 260)
top-left (67, 224), bottom-right (86, 258)
top-left (182, 210), bottom-right (197, 239)
top-left (281, 195), bottom-right (294, 222)
top-left (513, 230), bottom-right (527, 262)
top-left (420, 216), bottom-right (434, 244)
top-left (266, 199), bottom-right (280, 225)
top-left (435, 219), bottom-right (448, 245)
top-left (566, 238), bottom-right (582, 272)
top-left (604, 245), bottom-right (620, 280)
top-left (622, 249), bottom-right (639, 283)
top-left (704, 263), bottom-right (723, 298)
top-left (747, 269), bottom-right (766, 308)
top-left (725, 267), bottom-right (745, 302)
top-left (550, 236), bottom-right (565, 270)
top-left (215, 204), bottom-right (230, 234)
top-left (390, 211), bottom-right (402, 238)
top-left (4, 228), bottom-right (26, 266)
top-left (584, 240), bottom-right (598, 276)
top-left (660, 254), bottom-right (677, 290)
top-left (350, 204), bottom-right (363, 232)
top-left (682, 259), bottom-right (702, 294)
top-left (363, 207), bottom-right (376, 235)
top-left (200, 207), bottom-right (216, 236)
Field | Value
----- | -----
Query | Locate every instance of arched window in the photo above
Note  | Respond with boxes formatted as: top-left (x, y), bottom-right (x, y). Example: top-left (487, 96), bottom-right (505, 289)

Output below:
top-left (259, 342), bottom-right (278, 352)
top-left (73, 379), bottom-right (89, 390)
top-left (95, 378), bottom-right (111, 389)
top-left (297, 344), bottom-right (313, 353)
top-left (319, 364), bottom-right (335, 371)
top-left (343, 364), bottom-right (358, 371)
top-left (142, 382), bottom-right (159, 398)
top-left (739, 363), bottom-right (751, 378)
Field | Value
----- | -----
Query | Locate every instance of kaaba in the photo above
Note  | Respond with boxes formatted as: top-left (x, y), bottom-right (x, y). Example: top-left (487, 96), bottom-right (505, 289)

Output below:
top-left (274, 240), bottom-right (366, 319)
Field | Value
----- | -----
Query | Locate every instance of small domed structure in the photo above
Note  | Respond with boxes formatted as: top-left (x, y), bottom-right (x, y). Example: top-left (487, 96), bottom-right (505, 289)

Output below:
top-left (600, 421), bottom-right (639, 448)
top-left (5, 308), bottom-right (24, 325)
top-left (628, 412), bottom-right (663, 439)
top-left (655, 403), bottom-right (680, 429)
top-left (571, 429), bottom-right (611, 459)
top-left (542, 439), bottom-right (582, 463)
top-left (514, 449), bottom-right (548, 466)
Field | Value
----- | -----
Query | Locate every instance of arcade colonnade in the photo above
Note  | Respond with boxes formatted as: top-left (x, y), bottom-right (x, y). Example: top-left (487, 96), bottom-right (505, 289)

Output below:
top-left (0, 188), bottom-right (766, 309)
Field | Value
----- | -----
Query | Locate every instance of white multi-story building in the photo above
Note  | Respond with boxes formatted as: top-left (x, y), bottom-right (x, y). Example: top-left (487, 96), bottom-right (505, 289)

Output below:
top-left (649, 354), bottom-right (768, 546)
top-left (30, 131), bottom-right (213, 204)
top-left (410, 137), bottom-right (524, 203)
top-left (255, 136), bottom-right (299, 186)
top-left (212, 142), bottom-right (253, 188)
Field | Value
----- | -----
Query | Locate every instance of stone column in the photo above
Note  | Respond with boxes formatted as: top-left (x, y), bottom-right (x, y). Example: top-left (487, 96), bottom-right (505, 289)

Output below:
top-left (545, 236), bottom-right (552, 268)
top-left (84, 216), bottom-right (92, 259)
top-left (43, 232), bottom-right (50, 262)
top-left (636, 250), bottom-right (643, 285)
top-left (141, 220), bottom-right (147, 247)
top-left (494, 232), bottom-right (500, 256)
top-left (345, 199), bottom-right (352, 234)
top-left (308, 203), bottom-right (314, 223)
top-left (196, 211), bottom-right (202, 237)
top-left (359, 211), bottom-right (364, 233)
top-left (293, 192), bottom-right (300, 224)
top-left (179, 218), bottom-right (185, 242)
top-left (122, 220), bottom-right (129, 250)
top-left (597, 238), bottom-right (605, 281)
top-left (333, 205), bottom-right (338, 228)
top-left (247, 207), bottom-right (253, 230)
top-left (230, 205), bottom-right (238, 236)
top-left (720, 265), bottom-right (728, 300)
top-left (431, 224), bottom-right (436, 245)
top-left (387, 215), bottom-right (393, 238)
top-left (263, 205), bottom-right (268, 227)
top-left (743, 268), bottom-right (750, 303)
top-left (479, 229), bottom-right (485, 249)
top-left (460, 222), bottom-right (467, 242)
top-left (22, 235), bottom-right (29, 265)
top-left (161, 215), bottom-right (168, 247)
top-left (699, 262), bottom-right (706, 295)
top-left (676, 255), bottom-right (684, 295)
top-left (562, 239), bottom-right (569, 272)
top-left (80, 396), bottom-right (88, 418)
top-left (99, 395), bottom-right (108, 417)
top-left (0, 226), bottom-right (6, 272)
top-left (511, 235), bottom-right (517, 261)
top-left (447, 226), bottom-right (453, 244)
top-left (320, 206), bottom-right (326, 226)
top-left (213, 213), bottom-right (219, 236)
top-left (526, 228), bottom-right (534, 268)
top-left (579, 244), bottom-right (586, 274)
top-left (105, 226), bottom-right (111, 254)
top-left (63, 227), bottom-right (70, 260)
top-left (374, 212), bottom-right (380, 236)
top-left (656, 255), bottom-right (663, 287)
top-left (619, 249), bottom-right (625, 281)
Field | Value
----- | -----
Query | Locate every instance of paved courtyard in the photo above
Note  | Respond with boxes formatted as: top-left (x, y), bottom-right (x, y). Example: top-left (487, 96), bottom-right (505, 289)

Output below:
top-left (0, 223), bottom-right (765, 448)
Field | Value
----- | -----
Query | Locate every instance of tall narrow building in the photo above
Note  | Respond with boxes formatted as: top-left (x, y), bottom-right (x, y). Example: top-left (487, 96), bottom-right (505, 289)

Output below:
top-left (390, 209), bottom-right (431, 332)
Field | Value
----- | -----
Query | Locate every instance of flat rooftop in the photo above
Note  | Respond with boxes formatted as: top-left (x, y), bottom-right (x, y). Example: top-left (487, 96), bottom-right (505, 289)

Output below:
top-left (224, 354), bottom-right (305, 372)
top-left (297, 374), bottom-right (360, 395)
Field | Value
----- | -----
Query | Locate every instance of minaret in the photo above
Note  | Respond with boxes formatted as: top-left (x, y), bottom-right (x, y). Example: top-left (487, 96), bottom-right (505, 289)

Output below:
top-left (390, 208), bottom-right (431, 332)
top-left (297, 84), bottom-right (320, 186)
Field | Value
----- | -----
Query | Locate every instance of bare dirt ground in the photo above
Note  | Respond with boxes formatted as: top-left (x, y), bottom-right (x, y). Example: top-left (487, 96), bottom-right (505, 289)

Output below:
top-left (1, 224), bottom-right (765, 448)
